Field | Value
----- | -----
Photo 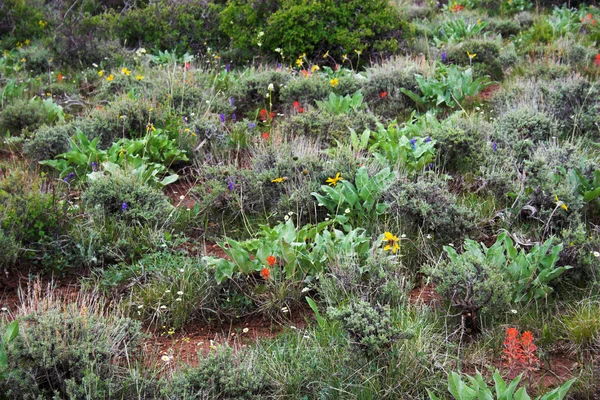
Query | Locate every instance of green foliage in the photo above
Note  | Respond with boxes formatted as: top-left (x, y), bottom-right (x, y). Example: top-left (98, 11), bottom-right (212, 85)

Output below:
top-left (279, 75), bottom-right (331, 106)
top-left (428, 370), bottom-right (575, 400)
top-left (312, 166), bottom-right (394, 231)
top-left (0, 301), bottom-right (145, 399)
top-left (401, 64), bottom-right (489, 110)
top-left (0, 321), bottom-right (18, 381)
top-left (501, 0), bottom-right (533, 14)
top-left (222, 0), bottom-right (404, 62)
top-left (40, 129), bottom-right (185, 188)
top-left (434, 19), bottom-right (489, 46)
top-left (0, 229), bottom-right (19, 269)
top-left (559, 299), bottom-right (600, 354)
top-left (24, 123), bottom-right (72, 162)
top-left (315, 90), bottom-right (365, 115)
top-left (0, 0), bottom-right (46, 47)
top-left (495, 107), bottom-right (557, 143)
top-left (164, 346), bottom-right (271, 399)
top-left (367, 118), bottom-right (437, 172)
top-left (447, 38), bottom-right (504, 80)
top-left (0, 98), bottom-right (64, 136)
top-left (387, 177), bottom-right (477, 240)
top-left (328, 299), bottom-right (402, 358)
top-left (205, 219), bottom-right (372, 284)
top-left (82, 173), bottom-right (173, 224)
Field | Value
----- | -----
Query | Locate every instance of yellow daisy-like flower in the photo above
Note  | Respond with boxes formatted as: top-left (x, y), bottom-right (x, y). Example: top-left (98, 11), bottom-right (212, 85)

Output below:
top-left (311, 65), bottom-right (319, 72)
top-left (295, 58), bottom-right (303, 67)
top-left (326, 172), bottom-right (343, 186)
top-left (106, 74), bottom-right (114, 81)
top-left (98, 70), bottom-right (104, 77)
top-left (323, 51), bottom-right (329, 59)
top-left (342, 54), bottom-right (348, 61)
top-left (555, 195), bottom-right (568, 211)
top-left (24, 39), bottom-right (30, 46)
top-left (467, 51), bottom-right (477, 60)
top-left (330, 78), bottom-right (339, 88)
top-left (271, 177), bottom-right (285, 183)
top-left (135, 75), bottom-right (144, 81)
top-left (20, 58), bottom-right (26, 63)
top-left (383, 231), bottom-right (400, 253)
top-left (121, 67), bottom-right (131, 76)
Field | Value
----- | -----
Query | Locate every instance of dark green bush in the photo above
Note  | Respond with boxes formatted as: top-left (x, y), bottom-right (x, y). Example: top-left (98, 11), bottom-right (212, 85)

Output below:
top-left (227, 69), bottom-right (289, 115)
top-left (82, 174), bottom-right (173, 224)
top-left (15, 43), bottom-right (51, 75)
top-left (328, 299), bottom-right (402, 358)
top-left (430, 116), bottom-right (488, 172)
top-left (0, 99), bottom-right (52, 137)
top-left (1, 302), bottom-right (145, 399)
top-left (109, 0), bottom-right (226, 53)
top-left (0, 228), bottom-right (19, 269)
top-left (361, 62), bottom-right (419, 120)
top-left (0, 0), bottom-right (46, 48)
top-left (495, 107), bottom-right (557, 144)
top-left (278, 108), bottom-right (379, 144)
top-left (164, 346), bottom-right (271, 399)
top-left (446, 38), bottom-right (503, 80)
top-left (489, 18), bottom-right (521, 37)
top-left (386, 177), bottom-right (477, 240)
top-left (280, 75), bottom-right (331, 106)
top-left (24, 123), bottom-right (73, 162)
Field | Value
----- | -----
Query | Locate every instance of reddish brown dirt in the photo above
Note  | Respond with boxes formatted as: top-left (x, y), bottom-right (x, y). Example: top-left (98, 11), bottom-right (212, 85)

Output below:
top-left (408, 283), bottom-right (443, 307)
top-left (165, 179), bottom-right (197, 209)
top-left (478, 84), bottom-right (501, 101)
top-left (143, 310), bottom-right (310, 368)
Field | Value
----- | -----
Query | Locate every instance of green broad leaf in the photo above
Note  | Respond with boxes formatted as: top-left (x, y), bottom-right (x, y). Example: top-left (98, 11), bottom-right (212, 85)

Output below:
top-left (159, 174), bottom-right (179, 187)
top-left (4, 321), bottom-right (18, 343)
top-left (448, 372), bottom-right (477, 400)
top-left (426, 389), bottom-right (441, 400)
top-left (306, 297), bottom-right (325, 328)
top-left (210, 258), bottom-right (234, 284)
top-left (514, 387), bottom-right (531, 400)
top-left (537, 378), bottom-right (576, 400)
top-left (584, 187), bottom-right (600, 202)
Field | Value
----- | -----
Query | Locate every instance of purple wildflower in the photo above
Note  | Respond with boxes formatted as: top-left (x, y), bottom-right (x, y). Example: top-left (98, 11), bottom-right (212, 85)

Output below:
top-left (227, 179), bottom-right (234, 191)
top-left (232, 113), bottom-right (237, 122)
top-left (248, 122), bottom-right (256, 130)
top-left (219, 113), bottom-right (225, 123)
top-left (492, 141), bottom-right (497, 152)
top-left (183, 116), bottom-right (188, 124)
top-left (229, 97), bottom-right (235, 108)
top-left (425, 137), bottom-right (431, 143)
top-left (122, 202), bottom-right (128, 212)
top-left (441, 52), bottom-right (447, 64)
top-left (91, 162), bottom-right (98, 172)
top-left (226, 63), bottom-right (231, 72)
top-left (410, 138), bottom-right (417, 150)
top-left (64, 172), bottom-right (75, 182)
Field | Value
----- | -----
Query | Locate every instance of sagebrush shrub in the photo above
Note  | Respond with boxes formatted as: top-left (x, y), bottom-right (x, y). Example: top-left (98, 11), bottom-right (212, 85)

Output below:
top-left (24, 123), bottom-right (73, 162)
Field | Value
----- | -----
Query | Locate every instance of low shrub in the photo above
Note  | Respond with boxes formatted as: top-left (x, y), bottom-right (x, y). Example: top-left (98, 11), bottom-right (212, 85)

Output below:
top-left (24, 123), bottom-right (73, 162)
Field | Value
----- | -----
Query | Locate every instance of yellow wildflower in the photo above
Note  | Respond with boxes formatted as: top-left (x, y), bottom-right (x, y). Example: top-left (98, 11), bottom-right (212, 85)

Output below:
top-left (323, 50), bottom-right (329, 59)
top-left (271, 177), bottom-right (285, 183)
top-left (342, 54), bottom-right (348, 61)
top-left (467, 51), bottom-right (476, 60)
top-left (20, 58), bottom-right (26, 62)
top-left (106, 74), bottom-right (114, 81)
top-left (326, 172), bottom-right (343, 186)
top-left (121, 67), bottom-right (131, 76)
top-left (98, 70), bottom-right (104, 77)
top-left (383, 232), bottom-right (400, 253)
top-left (330, 78), bottom-right (339, 88)
top-left (555, 195), bottom-right (568, 211)
top-left (311, 65), bottom-right (319, 72)
top-left (24, 39), bottom-right (30, 46)
top-left (135, 75), bottom-right (144, 81)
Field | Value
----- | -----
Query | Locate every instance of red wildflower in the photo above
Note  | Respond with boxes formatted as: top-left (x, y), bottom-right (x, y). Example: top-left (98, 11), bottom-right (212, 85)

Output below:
top-left (261, 267), bottom-right (271, 280)
top-left (503, 327), bottom-right (524, 369)
top-left (593, 19), bottom-right (597, 25)
top-left (266, 255), bottom-right (277, 266)
top-left (262, 132), bottom-right (269, 140)
top-left (520, 331), bottom-right (539, 371)
top-left (293, 101), bottom-right (301, 111)
top-left (184, 62), bottom-right (191, 70)
top-left (269, 111), bottom-right (275, 120)
top-left (595, 54), bottom-right (600, 66)
top-left (300, 69), bottom-right (311, 78)
top-left (380, 91), bottom-right (388, 99)
top-left (587, 13), bottom-right (593, 20)
top-left (57, 73), bottom-right (63, 83)
top-left (260, 109), bottom-right (267, 121)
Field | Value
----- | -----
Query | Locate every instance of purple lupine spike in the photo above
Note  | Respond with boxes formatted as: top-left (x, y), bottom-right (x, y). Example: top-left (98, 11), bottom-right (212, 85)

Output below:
top-left (425, 137), bottom-right (431, 143)
top-left (229, 97), bottom-right (235, 107)
top-left (226, 63), bottom-right (231, 72)
top-left (232, 113), bottom-right (237, 122)
top-left (122, 202), bottom-right (128, 212)
top-left (492, 142), bottom-right (497, 152)
top-left (410, 138), bottom-right (417, 150)
top-left (227, 179), bottom-right (234, 191)
top-left (441, 52), bottom-right (447, 64)
top-left (219, 113), bottom-right (225, 123)
top-left (248, 122), bottom-right (256, 130)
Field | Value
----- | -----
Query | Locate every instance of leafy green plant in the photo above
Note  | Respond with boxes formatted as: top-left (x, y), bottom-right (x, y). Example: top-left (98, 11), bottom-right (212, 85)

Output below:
top-left (400, 64), bottom-right (489, 110)
top-left (428, 370), bottom-right (575, 400)
top-left (501, 0), bottom-right (532, 14)
top-left (312, 166), bottom-right (395, 231)
top-left (40, 129), bottom-right (185, 187)
top-left (204, 219), bottom-right (371, 284)
top-left (435, 19), bottom-right (489, 46)
top-left (570, 168), bottom-right (600, 204)
top-left (315, 91), bottom-right (365, 115)
top-left (0, 321), bottom-right (18, 380)
top-left (367, 118), bottom-right (437, 172)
